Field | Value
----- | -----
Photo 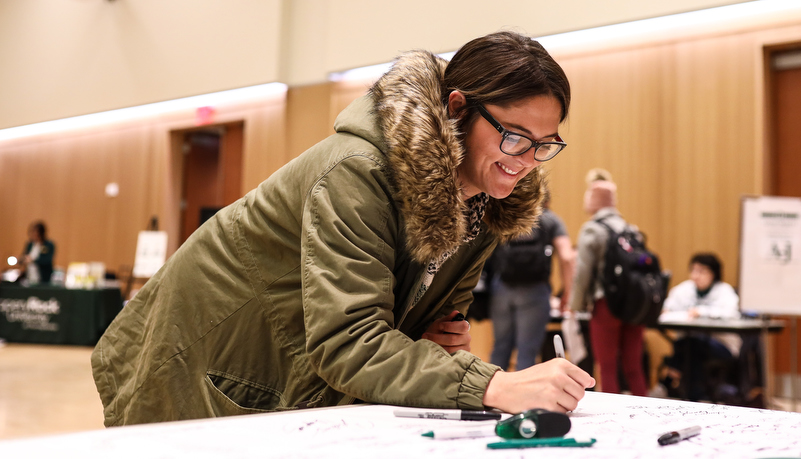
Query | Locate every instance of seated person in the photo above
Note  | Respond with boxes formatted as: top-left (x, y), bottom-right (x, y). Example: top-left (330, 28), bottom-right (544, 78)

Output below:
top-left (661, 252), bottom-right (740, 401)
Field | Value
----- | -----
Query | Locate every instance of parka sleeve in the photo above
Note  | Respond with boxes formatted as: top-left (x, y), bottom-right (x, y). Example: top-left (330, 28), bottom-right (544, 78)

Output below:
top-left (300, 154), bottom-right (497, 410)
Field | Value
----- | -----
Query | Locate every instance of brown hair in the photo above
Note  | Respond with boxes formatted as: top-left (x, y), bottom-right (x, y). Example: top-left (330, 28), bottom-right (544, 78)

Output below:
top-left (442, 31), bottom-right (570, 122)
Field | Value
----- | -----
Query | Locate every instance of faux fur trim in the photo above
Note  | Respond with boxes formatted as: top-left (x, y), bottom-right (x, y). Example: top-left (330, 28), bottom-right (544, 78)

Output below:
top-left (370, 51), bottom-right (545, 264)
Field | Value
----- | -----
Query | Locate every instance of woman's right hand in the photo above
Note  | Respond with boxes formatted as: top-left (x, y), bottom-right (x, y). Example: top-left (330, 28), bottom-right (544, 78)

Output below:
top-left (482, 358), bottom-right (595, 413)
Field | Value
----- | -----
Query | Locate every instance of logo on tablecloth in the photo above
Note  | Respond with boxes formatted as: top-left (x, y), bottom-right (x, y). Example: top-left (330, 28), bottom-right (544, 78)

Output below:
top-left (0, 297), bottom-right (60, 331)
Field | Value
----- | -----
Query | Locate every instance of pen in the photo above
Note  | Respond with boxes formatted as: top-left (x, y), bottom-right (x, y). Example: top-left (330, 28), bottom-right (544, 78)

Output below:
top-left (553, 334), bottom-right (565, 359)
top-left (394, 409), bottom-right (501, 421)
top-left (422, 424), bottom-right (497, 440)
top-left (658, 425), bottom-right (701, 445)
top-left (487, 437), bottom-right (597, 449)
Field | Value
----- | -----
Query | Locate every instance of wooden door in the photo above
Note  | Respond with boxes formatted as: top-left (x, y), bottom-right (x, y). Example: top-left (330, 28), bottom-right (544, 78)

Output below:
top-left (177, 122), bottom-right (244, 245)
top-left (767, 47), bottom-right (801, 396)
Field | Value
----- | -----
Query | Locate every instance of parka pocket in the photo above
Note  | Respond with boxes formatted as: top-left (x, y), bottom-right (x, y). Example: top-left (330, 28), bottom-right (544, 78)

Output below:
top-left (204, 369), bottom-right (284, 415)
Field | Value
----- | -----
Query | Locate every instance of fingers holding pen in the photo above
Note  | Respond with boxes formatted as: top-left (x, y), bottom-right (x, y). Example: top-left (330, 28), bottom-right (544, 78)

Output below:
top-left (483, 358), bottom-right (595, 414)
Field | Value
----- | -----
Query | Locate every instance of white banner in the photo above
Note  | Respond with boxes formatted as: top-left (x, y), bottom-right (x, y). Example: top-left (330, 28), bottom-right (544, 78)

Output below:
top-left (133, 231), bottom-right (168, 278)
top-left (739, 196), bottom-right (801, 315)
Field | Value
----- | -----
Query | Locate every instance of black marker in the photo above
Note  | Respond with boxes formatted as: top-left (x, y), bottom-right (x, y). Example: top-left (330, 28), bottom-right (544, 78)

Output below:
top-left (451, 312), bottom-right (465, 322)
top-left (393, 409), bottom-right (501, 421)
top-left (658, 425), bottom-right (701, 445)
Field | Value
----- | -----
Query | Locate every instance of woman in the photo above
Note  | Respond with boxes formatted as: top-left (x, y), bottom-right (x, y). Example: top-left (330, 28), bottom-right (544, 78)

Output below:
top-left (92, 31), bottom-right (594, 426)
top-left (661, 253), bottom-right (740, 401)
top-left (20, 221), bottom-right (56, 284)
top-left (570, 169), bottom-right (648, 396)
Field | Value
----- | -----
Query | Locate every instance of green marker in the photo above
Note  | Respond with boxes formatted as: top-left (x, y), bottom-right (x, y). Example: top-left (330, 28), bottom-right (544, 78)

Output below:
top-left (487, 437), bottom-right (597, 449)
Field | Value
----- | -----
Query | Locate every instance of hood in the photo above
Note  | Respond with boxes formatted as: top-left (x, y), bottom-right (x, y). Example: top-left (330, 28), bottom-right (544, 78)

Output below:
top-left (344, 50), bottom-right (546, 264)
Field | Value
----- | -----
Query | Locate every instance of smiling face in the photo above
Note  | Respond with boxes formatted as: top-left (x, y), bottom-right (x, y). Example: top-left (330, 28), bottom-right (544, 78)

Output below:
top-left (452, 92), bottom-right (563, 200)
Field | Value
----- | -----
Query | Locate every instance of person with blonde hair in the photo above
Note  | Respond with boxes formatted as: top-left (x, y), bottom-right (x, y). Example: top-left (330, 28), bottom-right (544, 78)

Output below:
top-left (570, 169), bottom-right (648, 396)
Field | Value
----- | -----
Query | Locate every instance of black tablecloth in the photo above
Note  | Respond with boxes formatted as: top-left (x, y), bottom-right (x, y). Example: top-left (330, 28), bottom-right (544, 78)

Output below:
top-left (0, 284), bottom-right (123, 346)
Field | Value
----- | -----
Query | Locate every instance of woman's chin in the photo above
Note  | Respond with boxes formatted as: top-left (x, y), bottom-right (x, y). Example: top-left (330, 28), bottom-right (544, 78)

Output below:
top-left (486, 187), bottom-right (515, 200)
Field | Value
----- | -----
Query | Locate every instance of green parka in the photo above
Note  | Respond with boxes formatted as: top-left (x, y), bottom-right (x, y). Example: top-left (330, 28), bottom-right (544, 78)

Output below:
top-left (91, 50), bottom-right (545, 426)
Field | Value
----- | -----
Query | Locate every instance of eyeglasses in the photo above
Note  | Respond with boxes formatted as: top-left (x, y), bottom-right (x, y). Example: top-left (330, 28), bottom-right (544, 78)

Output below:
top-left (475, 104), bottom-right (566, 161)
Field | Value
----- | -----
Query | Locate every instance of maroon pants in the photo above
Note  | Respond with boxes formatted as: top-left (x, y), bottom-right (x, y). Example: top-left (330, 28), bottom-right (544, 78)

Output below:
top-left (589, 298), bottom-right (648, 396)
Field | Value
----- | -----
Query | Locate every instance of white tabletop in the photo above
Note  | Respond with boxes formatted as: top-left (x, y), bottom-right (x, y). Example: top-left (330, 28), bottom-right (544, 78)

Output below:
top-left (1, 391), bottom-right (800, 458)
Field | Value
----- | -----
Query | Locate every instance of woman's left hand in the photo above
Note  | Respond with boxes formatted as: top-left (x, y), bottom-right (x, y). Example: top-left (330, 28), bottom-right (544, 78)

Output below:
top-left (421, 310), bottom-right (471, 353)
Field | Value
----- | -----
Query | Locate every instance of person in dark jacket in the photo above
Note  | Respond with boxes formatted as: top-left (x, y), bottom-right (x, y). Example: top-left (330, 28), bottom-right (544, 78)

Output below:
top-left (20, 221), bottom-right (56, 284)
top-left (92, 31), bottom-right (594, 426)
top-left (488, 187), bottom-right (575, 370)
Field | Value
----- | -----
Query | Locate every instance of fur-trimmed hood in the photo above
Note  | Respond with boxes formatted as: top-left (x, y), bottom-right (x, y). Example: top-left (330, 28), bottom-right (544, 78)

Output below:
top-left (341, 50), bottom-right (545, 264)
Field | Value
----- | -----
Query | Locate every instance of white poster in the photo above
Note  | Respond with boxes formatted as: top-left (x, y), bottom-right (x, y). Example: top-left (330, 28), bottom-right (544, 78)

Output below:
top-left (739, 196), bottom-right (801, 315)
top-left (133, 231), bottom-right (168, 278)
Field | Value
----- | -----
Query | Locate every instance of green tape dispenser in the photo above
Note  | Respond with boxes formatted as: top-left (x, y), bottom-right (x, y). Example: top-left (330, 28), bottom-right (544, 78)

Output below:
top-left (495, 408), bottom-right (571, 439)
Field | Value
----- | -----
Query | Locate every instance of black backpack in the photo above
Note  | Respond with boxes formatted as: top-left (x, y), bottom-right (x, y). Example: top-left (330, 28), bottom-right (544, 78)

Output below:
top-left (596, 218), bottom-right (669, 326)
top-left (492, 226), bottom-right (553, 286)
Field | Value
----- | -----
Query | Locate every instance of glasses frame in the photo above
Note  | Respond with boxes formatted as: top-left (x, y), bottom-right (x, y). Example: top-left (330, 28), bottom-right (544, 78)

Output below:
top-left (475, 104), bottom-right (566, 161)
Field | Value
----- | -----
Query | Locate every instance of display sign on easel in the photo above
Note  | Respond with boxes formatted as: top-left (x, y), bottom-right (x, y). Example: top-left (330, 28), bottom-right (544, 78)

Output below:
top-left (132, 231), bottom-right (168, 278)
top-left (739, 195), bottom-right (801, 315)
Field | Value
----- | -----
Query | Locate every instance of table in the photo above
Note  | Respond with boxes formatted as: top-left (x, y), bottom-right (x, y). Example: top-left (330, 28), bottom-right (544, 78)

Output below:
top-left (0, 284), bottom-right (123, 346)
top-left (656, 316), bottom-right (786, 406)
top-left (656, 317), bottom-right (786, 334)
top-left (0, 392), bottom-right (799, 458)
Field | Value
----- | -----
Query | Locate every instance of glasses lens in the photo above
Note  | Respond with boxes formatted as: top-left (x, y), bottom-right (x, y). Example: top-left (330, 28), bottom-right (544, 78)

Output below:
top-left (534, 143), bottom-right (564, 161)
top-left (500, 134), bottom-right (533, 155)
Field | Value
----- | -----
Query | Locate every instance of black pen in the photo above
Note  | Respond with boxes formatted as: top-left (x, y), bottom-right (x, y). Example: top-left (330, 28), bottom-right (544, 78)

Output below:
top-left (393, 409), bottom-right (501, 421)
top-left (658, 425), bottom-right (701, 445)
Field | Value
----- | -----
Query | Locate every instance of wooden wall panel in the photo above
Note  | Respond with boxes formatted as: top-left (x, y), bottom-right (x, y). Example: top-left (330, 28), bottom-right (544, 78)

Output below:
top-left (0, 96), bottom-right (286, 274)
top-left (549, 32), bottom-right (762, 289)
top-left (238, 100), bottom-right (287, 194)
top-left (286, 84), bottom-right (335, 161)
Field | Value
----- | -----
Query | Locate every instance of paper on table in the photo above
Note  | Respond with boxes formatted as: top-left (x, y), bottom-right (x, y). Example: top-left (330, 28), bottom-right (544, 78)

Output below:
top-left (561, 314), bottom-right (586, 363)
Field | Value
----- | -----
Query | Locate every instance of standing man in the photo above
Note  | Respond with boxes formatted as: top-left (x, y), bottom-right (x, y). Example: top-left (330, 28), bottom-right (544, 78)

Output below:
top-left (488, 187), bottom-right (575, 370)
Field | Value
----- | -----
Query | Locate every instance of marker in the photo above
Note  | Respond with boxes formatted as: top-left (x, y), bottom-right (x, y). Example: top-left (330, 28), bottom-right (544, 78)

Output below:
top-left (658, 425), bottom-right (701, 445)
top-left (393, 409), bottom-right (501, 421)
top-left (487, 437), bottom-right (597, 449)
top-left (553, 334), bottom-right (565, 359)
top-left (422, 424), bottom-right (497, 440)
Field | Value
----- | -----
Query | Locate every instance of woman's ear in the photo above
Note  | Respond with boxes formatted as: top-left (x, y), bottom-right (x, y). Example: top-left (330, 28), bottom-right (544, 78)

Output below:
top-left (448, 90), bottom-right (468, 119)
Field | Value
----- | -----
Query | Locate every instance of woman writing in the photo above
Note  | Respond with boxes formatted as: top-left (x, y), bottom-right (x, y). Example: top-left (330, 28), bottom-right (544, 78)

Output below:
top-left (92, 31), bottom-right (594, 426)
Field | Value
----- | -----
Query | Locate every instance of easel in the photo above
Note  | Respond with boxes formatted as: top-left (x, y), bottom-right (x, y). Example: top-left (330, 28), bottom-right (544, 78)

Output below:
top-left (740, 196), bottom-right (801, 411)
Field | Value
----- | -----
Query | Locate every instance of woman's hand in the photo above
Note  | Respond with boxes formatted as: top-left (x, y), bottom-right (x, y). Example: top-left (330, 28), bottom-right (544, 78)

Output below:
top-left (482, 358), bottom-right (595, 413)
top-left (421, 310), bottom-right (471, 354)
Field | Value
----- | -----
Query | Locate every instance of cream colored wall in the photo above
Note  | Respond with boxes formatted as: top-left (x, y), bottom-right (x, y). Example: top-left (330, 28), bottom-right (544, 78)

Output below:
top-left (0, 0), bottom-right (749, 130)
top-left (0, 0), bottom-right (284, 130)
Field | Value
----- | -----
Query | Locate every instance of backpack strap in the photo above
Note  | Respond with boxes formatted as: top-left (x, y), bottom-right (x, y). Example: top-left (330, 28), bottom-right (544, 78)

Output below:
top-left (595, 216), bottom-right (618, 238)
